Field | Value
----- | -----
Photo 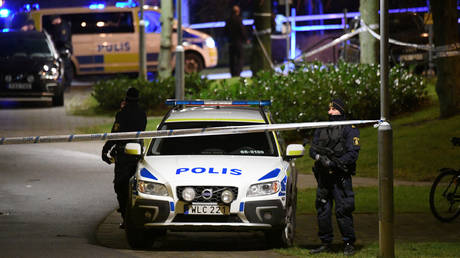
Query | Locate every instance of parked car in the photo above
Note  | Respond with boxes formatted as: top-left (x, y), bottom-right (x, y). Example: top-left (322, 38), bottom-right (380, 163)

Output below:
top-left (121, 100), bottom-right (305, 249)
top-left (0, 30), bottom-right (64, 106)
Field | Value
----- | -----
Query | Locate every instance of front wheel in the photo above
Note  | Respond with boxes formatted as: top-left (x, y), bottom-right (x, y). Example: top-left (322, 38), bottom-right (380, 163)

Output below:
top-left (265, 181), bottom-right (297, 248)
top-left (125, 186), bottom-right (155, 249)
top-left (429, 169), bottom-right (460, 222)
top-left (184, 52), bottom-right (204, 74)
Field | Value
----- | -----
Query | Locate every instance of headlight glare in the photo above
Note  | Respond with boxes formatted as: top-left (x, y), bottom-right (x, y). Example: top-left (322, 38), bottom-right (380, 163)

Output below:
top-left (39, 64), bottom-right (59, 80)
top-left (137, 180), bottom-right (168, 196)
top-left (205, 37), bottom-right (216, 48)
top-left (246, 181), bottom-right (280, 197)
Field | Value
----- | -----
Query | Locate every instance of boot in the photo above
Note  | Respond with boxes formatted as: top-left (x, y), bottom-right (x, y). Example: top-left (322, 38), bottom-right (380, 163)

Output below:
top-left (343, 242), bottom-right (355, 256)
top-left (310, 243), bottom-right (332, 254)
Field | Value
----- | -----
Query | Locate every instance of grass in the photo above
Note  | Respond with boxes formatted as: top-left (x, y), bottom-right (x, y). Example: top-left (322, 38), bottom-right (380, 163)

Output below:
top-left (277, 242), bottom-right (460, 257)
top-left (297, 185), bottom-right (431, 214)
top-left (75, 117), bottom-right (162, 134)
top-left (295, 80), bottom-right (460, 181)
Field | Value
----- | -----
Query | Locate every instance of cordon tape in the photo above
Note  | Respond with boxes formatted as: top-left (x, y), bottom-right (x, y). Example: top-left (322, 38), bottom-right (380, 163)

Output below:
top-left (0, 119), bottom-right (380, 145)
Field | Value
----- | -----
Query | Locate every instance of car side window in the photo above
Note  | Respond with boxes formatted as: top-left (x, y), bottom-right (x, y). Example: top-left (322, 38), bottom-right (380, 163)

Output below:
top-left (43, 12), bottom-right (134, 35)
top-left (142, 10), bottom-right (161, 33)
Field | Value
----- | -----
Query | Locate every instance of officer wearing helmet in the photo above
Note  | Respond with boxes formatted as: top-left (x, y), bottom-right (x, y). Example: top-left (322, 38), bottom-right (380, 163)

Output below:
top-left (309, 98), bottom-right (360, 256)
top-left (102, 87), bottom-right (147, 228)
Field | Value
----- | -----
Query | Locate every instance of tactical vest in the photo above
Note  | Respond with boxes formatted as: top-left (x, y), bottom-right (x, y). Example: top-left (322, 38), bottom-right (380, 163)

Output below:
top-left (317, 126), bottom-right (345, 158)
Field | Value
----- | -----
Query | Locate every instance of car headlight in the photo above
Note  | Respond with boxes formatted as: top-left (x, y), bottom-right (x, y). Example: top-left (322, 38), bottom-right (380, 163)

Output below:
top-left (39, 64), bottom-right (59, 80)
top-left (221, 189), bottom-right (234, 204)
top-left (205, 37), bottom-right (215, 48)
top-left (182, 187), bottom-right (196, 202)
top-left (137, 180), bottom-right (169, 196)
top-left (246, 181), bottom-right (280, 197)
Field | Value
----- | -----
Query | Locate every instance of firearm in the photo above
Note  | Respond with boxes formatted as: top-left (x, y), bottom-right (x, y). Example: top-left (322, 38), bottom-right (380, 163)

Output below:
top-left (310, 144), bottom-right (348, 173)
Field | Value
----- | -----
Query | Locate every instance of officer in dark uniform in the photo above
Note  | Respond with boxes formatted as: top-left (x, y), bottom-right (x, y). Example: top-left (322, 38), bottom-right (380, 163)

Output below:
top-left (102, 87), bottom-right (147, 228)
top-left (49, 15), bottom-right (73, 88)
top-left (309, 98), bottom-right (359, 256)
top-left (225, 5), bottom-right (248, 77)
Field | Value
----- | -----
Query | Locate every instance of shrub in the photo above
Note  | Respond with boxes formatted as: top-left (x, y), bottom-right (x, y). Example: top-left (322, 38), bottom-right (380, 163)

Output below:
top-left (92, 62), bottom-right (427, 128)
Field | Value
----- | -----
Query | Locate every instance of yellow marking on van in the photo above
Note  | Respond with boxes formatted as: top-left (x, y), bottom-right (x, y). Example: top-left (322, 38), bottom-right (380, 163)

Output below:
top-left (105, 65), bottom-right (139, 73)
top-left (105, 53), bottom-right (138, 63)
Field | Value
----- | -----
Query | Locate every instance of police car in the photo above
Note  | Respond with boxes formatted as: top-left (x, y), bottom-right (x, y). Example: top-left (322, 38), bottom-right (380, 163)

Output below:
top-left (123, 100), bottom-right (305, 249)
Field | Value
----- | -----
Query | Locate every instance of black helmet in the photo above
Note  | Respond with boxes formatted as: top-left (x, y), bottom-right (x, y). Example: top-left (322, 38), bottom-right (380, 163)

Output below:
top-left (126, 87), bottom-right (139, 101)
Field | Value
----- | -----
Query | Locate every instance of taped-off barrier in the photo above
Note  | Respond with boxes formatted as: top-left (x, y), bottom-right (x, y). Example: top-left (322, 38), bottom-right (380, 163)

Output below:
top-left (0, 120), bottom-right (380, 145)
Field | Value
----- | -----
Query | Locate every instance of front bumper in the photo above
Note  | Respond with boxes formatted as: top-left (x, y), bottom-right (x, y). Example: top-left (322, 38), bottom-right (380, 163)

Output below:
top-left (130, 198), bottom-right (285, 231)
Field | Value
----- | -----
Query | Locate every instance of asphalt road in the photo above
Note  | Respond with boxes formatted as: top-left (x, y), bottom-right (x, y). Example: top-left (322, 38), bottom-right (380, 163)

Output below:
top-left (0, 86), bottom-right (287, 257)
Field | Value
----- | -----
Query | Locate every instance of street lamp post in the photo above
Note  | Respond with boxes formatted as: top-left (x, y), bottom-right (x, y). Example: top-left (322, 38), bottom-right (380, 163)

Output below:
top-left (175, 0), bottom-right (184, 99)
top-left (378, 0), bottom-right (394, 257)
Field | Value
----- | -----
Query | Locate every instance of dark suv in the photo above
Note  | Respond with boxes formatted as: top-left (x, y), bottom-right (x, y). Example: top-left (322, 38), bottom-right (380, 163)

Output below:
top-left (0, 30), bottom-right (64, 106)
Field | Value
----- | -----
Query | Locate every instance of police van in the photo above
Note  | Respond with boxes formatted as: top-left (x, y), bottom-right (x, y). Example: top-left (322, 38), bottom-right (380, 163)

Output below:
top-left (122, 100), bottom-right (305, 249)
top-left (29, 5), bottom-right (218, 76)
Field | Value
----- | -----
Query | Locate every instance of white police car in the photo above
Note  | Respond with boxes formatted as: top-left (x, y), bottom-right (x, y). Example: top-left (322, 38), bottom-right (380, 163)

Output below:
top-left (123, 100), bottom-right (305, 249)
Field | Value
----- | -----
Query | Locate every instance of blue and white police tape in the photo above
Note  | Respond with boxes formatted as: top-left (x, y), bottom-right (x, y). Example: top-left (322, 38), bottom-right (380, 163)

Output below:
top-left (0, 119), bottom-right (380, 145)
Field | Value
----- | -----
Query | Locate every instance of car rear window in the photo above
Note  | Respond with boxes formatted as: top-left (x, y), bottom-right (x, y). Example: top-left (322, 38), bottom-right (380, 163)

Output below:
top-left (148, 121), bottom-right (278, 156)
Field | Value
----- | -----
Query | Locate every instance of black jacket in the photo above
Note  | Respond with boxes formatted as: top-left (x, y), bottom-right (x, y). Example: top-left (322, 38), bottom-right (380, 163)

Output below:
top-left (102, 101), bottom-right (147, 154)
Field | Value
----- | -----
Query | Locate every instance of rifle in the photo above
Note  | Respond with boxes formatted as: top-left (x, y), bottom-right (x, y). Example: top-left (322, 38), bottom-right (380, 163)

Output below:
top-left (310, 144), bottom-right (348, 173)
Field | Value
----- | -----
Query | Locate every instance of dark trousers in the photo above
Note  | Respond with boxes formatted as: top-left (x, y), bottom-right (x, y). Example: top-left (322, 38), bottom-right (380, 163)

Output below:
top-left (114, 154), bottom-right (138, 220)
top-left (229, 43), bottom-right (243, 77)
top-left (314, 171), bottom-right (356, 244)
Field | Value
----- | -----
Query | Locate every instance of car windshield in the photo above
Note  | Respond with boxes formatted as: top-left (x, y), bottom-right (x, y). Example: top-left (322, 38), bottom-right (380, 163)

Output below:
top-left (0, 36), bottom-right (53, 58)
top-left (148, 122), bottom-right (278, 156)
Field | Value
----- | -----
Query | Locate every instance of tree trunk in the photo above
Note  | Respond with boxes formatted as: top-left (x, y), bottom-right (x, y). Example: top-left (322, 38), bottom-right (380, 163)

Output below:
top-left (431, 0), bottom-right (460, 118)
top-left (359, 0), bottom-right (379, 64)
top-left (251, 0), bottom-right (271, 74)
top-left (158, 0), bottom-right (173, 79)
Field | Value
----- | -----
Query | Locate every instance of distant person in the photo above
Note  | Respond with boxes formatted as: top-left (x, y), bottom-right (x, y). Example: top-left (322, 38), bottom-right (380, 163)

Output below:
top-left (309, 99), bottom-right (360, 256)
top-left (101, 87), bottom-right (147, 229)
top-left (11, 12), bottom-right (29, 30)
top-left (225, 5), bottom-right (248, 77)
top-left (49, 15), bottom-right (73, 88)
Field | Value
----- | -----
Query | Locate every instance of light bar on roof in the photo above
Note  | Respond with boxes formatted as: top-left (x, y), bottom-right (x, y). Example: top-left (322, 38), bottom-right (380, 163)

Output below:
top-left (165, 100), bottom-right (271, 106)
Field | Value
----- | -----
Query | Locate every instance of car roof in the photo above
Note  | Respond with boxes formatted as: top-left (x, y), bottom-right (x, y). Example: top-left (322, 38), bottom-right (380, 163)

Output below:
top-left (165, 106), bottom-right (268, 124)
top-left (0, 30), bottom-right (45, 40)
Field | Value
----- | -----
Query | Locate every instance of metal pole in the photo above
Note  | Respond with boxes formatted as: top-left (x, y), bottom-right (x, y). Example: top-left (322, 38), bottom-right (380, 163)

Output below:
top-left (285, 0), bottom-right (290, 62)
top-left (138, 0), bottom-right (147, 80)
top-left (378, 0), bottom-right (394, 257)
top-left (342, 8), bottom-right (347, 61)
top-left (175, 0), bottom-right (184, 99)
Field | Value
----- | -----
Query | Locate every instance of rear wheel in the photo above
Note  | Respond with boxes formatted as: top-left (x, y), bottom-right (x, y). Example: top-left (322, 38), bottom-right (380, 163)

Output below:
top-left (184, 52), bottom-right (204, 73)
top-left (429, 170), bottom-right (460, 222)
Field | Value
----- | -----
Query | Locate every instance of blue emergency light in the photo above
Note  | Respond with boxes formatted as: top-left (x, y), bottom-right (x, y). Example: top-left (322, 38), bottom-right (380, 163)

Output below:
top-left (165, 100), bottom-right (271, 106)
top-left (89, 3), bottom-right (105, 9)
top-left (0, 8), bottom-right (9, 18)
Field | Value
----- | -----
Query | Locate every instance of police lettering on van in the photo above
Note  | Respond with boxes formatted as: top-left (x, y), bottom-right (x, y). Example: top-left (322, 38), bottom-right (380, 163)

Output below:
top-left (29, 5), bottom-right (218, 75)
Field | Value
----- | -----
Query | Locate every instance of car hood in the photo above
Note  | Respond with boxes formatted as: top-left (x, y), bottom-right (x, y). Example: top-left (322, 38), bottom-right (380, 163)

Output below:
top-left (0, 57), bottom-right (55, 73)
top-left (139, 155), bottom-right (285, 187)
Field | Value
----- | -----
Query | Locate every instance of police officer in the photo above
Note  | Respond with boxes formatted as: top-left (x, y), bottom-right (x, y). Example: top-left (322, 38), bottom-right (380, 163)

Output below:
top-left (225, 5), bottom-right (248, 77)
top-left (309, 98), bottom-right (359, 256)
top-left (102, 87), bottom-right (147, 228)
top-left (49, 15), bottom-right (73, 88)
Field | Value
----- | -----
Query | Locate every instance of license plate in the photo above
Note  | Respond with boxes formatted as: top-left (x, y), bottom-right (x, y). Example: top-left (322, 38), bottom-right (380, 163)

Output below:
top-left (184, 203), bottom-right (230, 215)
top-left (8, 83), bottom-right (32, 90)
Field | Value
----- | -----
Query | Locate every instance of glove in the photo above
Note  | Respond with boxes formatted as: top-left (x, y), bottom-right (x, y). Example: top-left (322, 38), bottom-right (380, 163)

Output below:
top-left (102, 152), bottom-right (112, 165)
top-left (319, 155), bottom-right (335, 169)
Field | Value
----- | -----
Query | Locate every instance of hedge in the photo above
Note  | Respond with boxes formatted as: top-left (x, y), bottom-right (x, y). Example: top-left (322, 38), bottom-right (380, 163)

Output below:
top-left (92, 61), bottom-right (428, 124)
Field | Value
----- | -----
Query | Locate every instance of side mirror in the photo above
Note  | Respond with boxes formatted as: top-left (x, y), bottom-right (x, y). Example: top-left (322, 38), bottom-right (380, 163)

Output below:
top-left (286, 144), bottom-right (305, 159)
top-left (125, 143), bottom-right (142, 156)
